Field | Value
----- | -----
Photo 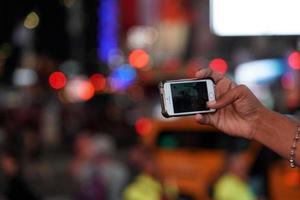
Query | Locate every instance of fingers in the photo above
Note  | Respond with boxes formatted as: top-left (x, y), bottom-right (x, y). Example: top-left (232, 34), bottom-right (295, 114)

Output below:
top-left (208, 85), bottom-right (248, 109)
top-left (195, 113), bottom-right (213, 125)
top-left (195, 68), bottom-right (224, 83)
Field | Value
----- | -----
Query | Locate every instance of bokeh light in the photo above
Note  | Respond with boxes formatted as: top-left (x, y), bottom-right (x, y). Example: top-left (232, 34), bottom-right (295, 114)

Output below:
top-left (209, 58), bottom-right (228, 74)
top-left (24, 11), bottom-right (40, 29)
top-left (98, 0), bottom-right (118, 62)
top-left (235, 59), bottom-right (286, 85)
top-left (49, 71), bottom-right (67, 90)
top-left (127, 26), bottom-right (158, 49)
top-left (128, 49), bottom-right (149, 69)
top-left (77, 80), bottom-right (95, 101)
top-left (135, 117), bottom-right (153, 136)
top-left (109, 64), bottom-right (137, 91)
top-left (13, 68), bottom-right (38, 87)
top-left (288, 51), bottom-right (300, 70)
top-left (90, 73), bottom-right (106, 92)
top-left (65, 77), bottom-right (95, 102)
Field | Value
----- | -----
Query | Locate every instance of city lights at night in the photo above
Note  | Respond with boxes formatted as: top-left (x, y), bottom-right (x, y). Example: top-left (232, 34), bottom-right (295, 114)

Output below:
top-left (209, 58), bottom-right (228, 74)
top-left (24, 11), bottom-right (40, 29)
top-left (135, 117), bottom-right (153, 136)
top-left (288, 51), bottom-right (300, 70)
top-left (1, 1), bottom-right (300, 200)
top-left (90, 73), bottom-right (106, 92)
top-left (128, 49), bottom-right (150, 69)
top-left (49, 71), bottom-right (67, 90)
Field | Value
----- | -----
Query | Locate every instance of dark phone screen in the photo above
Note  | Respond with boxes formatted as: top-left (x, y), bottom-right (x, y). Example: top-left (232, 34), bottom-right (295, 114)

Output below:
top-left (171, 82), bottom-right (209, 113)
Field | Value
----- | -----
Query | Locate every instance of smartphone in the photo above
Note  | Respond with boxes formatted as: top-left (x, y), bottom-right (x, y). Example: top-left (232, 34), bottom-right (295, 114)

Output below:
top-left (159, 79), bottom-right (216, 118)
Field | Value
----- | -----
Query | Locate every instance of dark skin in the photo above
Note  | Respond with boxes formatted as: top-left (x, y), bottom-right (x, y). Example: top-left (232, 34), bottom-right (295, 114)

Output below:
top-left (195, 68), bottom-right (300, 165)
top-left (194, 68), bottom-right (266, 139)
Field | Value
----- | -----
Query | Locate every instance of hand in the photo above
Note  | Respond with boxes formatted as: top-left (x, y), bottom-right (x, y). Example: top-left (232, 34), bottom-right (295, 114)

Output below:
top-left (195, 68), bottom-right (268, 139)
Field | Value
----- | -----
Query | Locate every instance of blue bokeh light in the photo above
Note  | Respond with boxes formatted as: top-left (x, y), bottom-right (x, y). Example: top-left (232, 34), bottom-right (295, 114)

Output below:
top-left (97, 0), bottom-right (118, 63)
top-left (110, 64), bottom-right (137, 90)
top-left (235, 58), bottom-right (288, 85)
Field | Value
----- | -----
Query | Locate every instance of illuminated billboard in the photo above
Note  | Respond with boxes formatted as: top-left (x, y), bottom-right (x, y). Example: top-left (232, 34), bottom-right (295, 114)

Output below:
top-left (210, 0), bottom-right (300, 36)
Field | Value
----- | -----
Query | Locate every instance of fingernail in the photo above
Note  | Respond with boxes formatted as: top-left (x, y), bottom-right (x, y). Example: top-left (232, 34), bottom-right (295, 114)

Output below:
top-left (195, 71), bottom-right (202, 78)
top-left (195, 114), bottom-right (203, 121)
top-left (207, 100), bottom-right (216, 106)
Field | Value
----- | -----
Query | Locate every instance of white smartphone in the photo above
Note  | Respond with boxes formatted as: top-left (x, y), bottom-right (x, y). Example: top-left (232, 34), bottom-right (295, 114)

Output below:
top-left (159, 79), bottom-right (216, 118)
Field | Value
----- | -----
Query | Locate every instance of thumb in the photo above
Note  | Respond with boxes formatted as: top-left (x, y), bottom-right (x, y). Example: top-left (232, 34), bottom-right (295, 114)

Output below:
top-left (195, 113), bottom-right (213, 125)
top-left (207, 85), bottom-right (247, 109)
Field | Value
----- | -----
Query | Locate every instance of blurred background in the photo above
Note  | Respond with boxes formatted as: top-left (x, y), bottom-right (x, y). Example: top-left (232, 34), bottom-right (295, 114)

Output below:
top-left (0, 0), bottom-right (300, 200)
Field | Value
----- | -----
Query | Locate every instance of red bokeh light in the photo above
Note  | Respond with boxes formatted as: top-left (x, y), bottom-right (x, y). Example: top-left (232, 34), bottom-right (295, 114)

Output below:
top-left (129, 49), bottom-right (149, 68)
top-left (49, 71), bottom-right (67, 90)
top-left (90, 73), bottom-right (106, 92)
top-left (77, 80), bottom-right (95, 101)
top-left (209, 58), bottom-right (228, 74)
top-left (288, 51), bottom-right (300, 70)
top-left (135, 117), bottom-right (153, 136)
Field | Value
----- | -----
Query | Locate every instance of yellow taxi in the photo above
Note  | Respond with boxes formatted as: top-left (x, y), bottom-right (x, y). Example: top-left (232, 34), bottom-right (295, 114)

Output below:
top-left (136, 116), bottom-right (260, 200)
top-left (268, 160), bottom-right (300, 200)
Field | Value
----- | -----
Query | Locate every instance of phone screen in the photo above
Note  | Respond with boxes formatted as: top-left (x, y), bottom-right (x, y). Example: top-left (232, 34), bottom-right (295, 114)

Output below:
top-left (170, 82), bottom-right (209, 113)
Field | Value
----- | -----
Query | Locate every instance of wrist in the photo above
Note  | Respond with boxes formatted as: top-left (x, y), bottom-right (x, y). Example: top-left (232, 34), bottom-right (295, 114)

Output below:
top-left (249, 107), bottom-right (270, 140)
top-left (249, 107), bottom-right (272, 142)
top-left (252, 108), bottom-right (299, 160)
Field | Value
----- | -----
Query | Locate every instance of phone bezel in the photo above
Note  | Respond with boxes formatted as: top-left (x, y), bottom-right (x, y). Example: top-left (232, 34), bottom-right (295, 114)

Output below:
top-left (163, 79), bottom-right (216, 116)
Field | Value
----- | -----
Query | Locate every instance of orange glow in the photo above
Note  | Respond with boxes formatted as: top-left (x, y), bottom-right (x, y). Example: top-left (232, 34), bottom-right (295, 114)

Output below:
top-left (49, 71), bottom-right (67, 90)
top-left (209, 58), bottom-right (228, 74)
top-left (77, 80), bottom-right (95, 101)
top-left (90, 73), bottom-right (106, 92)
top-left (284, 171), bottom-right (300, 187)
top-left (288, 51), bottom-right (300, 70)
top-left (135, 118), bottom-right (153, 136)
top-left (129, 49), bottom-right (149, 68)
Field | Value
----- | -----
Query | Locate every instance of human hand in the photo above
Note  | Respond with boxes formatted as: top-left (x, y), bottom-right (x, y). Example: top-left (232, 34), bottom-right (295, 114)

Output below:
top-left (195, 68), bottom-right (268, 139)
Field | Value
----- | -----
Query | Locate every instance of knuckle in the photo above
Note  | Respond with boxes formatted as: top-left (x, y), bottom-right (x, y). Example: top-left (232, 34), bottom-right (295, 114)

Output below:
top-left (237, 84), bottom-right (249, 93)
top-left (203, 115), bottom-right (212, 125)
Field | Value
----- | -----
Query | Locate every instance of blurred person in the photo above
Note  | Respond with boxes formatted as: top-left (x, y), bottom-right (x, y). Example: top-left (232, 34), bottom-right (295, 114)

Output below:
top-left (213, 152), bottom-right (256, 200)
top-left (1, 149), bottom-right (40, 200)
top-left (123, 144), bottom-right (177, 200)
top-left (71, 132), bottom-right (107, 200)
top-left (92, 134), bottom-right (129, 200)
top-left (194, 68), bottom-right (300, 166)
top-left (71, 131), bottom-right (128, 200)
